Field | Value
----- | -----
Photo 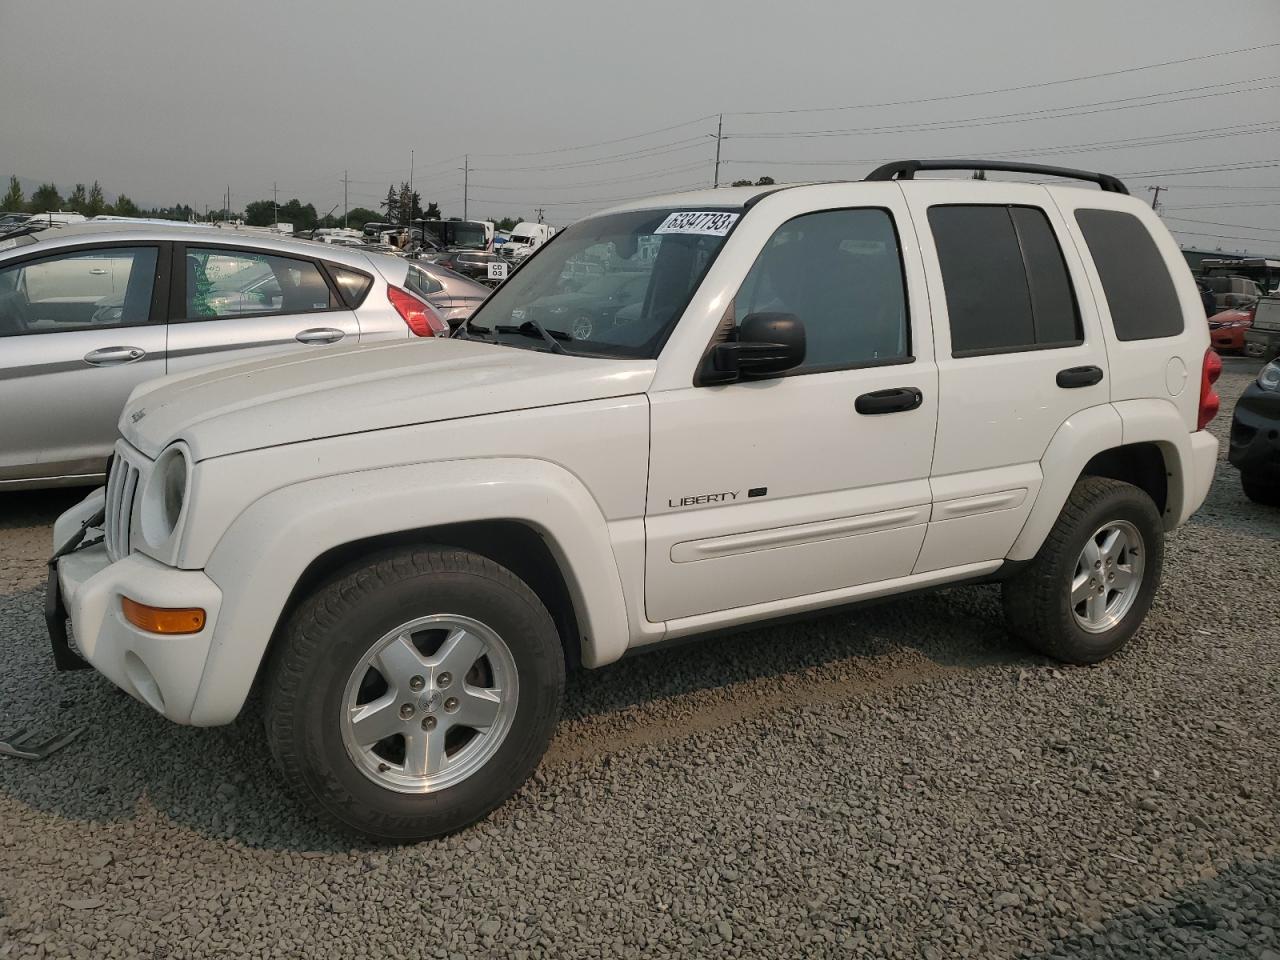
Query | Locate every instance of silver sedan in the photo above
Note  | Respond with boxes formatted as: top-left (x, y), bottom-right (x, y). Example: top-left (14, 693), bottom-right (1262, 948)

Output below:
top-left (0, 222), bottom-right (490, 489)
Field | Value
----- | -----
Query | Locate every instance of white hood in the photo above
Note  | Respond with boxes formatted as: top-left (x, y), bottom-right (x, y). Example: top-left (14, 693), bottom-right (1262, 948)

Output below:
top-left (120, 338), bottom-right (656, 461)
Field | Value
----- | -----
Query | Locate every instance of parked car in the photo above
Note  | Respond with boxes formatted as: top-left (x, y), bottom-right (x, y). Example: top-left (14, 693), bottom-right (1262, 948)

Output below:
top-left (434, 251), bottom-right (510, 286)
top-left (401, 260), bottom-right (491, 329)
top-left (1228, 359), bottom-right (1280, 505)
top-left (511, 270), bottom-right (650, 340)
top-left (1244, 294), bottom-right (1280, 360)
top-left (1204, 275), bottom-right (1262, 311)
top-left (1207, 303), bottom-right (1254, 353)
top-left (49, 160), bottom-right (1218, 840)
top-left (0, 222), bottom-right (450, 489)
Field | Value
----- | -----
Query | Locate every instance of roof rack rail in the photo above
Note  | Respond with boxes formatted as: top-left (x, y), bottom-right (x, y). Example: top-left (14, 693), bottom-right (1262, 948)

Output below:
top-left (865, 159), bottom-right (1129, 195)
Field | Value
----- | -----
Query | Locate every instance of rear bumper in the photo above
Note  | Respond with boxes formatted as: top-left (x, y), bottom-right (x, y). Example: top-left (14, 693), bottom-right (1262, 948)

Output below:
top-left (1229, 383), bottom-right (1280, 476)
top-left (50, 494), bottom-right (222, 724)
top-left (1186, 429), bottom-right (1219, 521)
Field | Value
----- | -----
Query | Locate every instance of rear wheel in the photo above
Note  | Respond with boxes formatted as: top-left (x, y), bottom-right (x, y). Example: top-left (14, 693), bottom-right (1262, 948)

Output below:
top-left (1003, 477), bottom-right (1164, 664)
top-left (263, 546), bottom-right (564, 840)
top-left (1241, 470), bottom-right (1280, 506)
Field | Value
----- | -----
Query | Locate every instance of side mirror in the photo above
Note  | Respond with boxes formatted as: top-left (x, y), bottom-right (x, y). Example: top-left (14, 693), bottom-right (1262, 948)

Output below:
top-left (698, 312), bottom-right (806, 385)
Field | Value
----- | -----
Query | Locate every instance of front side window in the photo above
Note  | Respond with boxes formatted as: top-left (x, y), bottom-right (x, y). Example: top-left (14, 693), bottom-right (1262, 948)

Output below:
top-left (467, 208), bottom-right (739, 358)
top-left (1075, 209), bottom-right (1182, 341)
top-left (0, 245), bottom-right (157, 337)
top-left (184, 248), bottom-right (334, 320)
top-left (734, 208), bottom-right (909, 371)
top-left (929, 205), bottom-right (1081, 356)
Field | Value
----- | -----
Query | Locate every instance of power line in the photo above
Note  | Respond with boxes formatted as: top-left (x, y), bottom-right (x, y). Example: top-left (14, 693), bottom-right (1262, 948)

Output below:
top-left (466, 160), bottom-right (711, 191)
top-left (723, 121), bottom-right (1280, 169)
top-left (726, 75), bottom-right (1280, 140)
top-left (469, 137), bottom-right (711, 173)
top-left (1170, 228), bottom-right (1280, 248)
top-left (726, 41), bottom-right (1280, 117)
top-left (1165, 200), bottom-right (1280, 210)
top-left (467, 115), bottom-right (717, 159)
top-left (1122, 160), bottom-right (1280, 177)
top-left (1163, 215), bottom-right (1280, 233)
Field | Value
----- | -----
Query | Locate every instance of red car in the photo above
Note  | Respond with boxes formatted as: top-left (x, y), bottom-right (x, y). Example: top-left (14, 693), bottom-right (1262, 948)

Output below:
top-left (1208, 304), bottom-right (1255, 353)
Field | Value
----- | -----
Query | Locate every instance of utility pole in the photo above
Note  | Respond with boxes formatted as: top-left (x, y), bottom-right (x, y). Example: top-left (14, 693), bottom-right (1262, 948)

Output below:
top-left (1147, 185), bottom-right (1166, 212)
top-left (341, 170), bottom-right (350, 227)
top-left (410, 149), bottom-right (414, 198)
top-left (272, 181), bottom-right (278, 227)
top-left (713, 113), bottom-right (723, 188)
top-left (462, 154), bottom-right (470, 220)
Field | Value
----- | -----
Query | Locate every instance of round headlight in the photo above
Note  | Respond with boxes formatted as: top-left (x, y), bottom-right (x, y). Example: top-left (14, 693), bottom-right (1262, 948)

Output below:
top-left (141, 445), bottom-right (190, 547)
top-left (1259, 361), bottom-right (1280, 393)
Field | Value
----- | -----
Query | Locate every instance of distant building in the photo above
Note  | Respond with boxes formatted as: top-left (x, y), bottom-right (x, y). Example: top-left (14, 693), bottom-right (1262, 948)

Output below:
top-left (1181, 248), bottom-right (1244, 273)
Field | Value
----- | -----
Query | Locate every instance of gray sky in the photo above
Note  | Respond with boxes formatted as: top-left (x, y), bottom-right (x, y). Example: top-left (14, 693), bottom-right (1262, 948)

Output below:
top-left (2, 0), bottom-right (1278, 253)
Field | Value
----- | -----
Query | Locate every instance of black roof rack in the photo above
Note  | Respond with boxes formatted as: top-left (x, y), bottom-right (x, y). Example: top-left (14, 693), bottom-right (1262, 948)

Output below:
top-left (865, 159), bottom-right (1128, 195)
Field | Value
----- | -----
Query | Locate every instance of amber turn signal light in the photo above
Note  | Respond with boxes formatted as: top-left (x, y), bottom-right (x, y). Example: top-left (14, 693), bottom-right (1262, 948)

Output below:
top-left (120, 597), bottom-right (206, 635)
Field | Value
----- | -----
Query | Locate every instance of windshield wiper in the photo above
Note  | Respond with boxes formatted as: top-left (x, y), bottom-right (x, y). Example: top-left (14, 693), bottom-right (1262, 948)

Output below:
top-left (493, 320), bottom-right (569, 354)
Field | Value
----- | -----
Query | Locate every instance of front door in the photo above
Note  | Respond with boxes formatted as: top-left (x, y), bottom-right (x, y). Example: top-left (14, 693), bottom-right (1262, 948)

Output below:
top-left (0, 243), bottom-right (166, 484)
top-left (645, 199), bottom-right (938, 624)
top-left (166, 243), bottom-right (360, 374)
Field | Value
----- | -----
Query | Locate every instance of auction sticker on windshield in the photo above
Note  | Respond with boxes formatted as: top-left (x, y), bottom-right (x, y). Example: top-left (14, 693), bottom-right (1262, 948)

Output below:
top-left (655, 211), bottom-right (740, 236)
top-left (488, 261), bottom-right (509, 281)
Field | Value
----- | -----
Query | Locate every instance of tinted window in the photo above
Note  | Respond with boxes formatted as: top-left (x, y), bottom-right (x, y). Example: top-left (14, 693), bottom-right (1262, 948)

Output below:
top-left (1075, 209), bottom-right (1183, 341)
top-left (735, 208), bottom-right (908, 371)
top-left (929, 205), bottom-right (1081, 356)
top-left (0, 246), bottom-right (157, 337)
top-left (184, 248), bottom-right (334, 320)
top-left (332, 266), bottom-right (375, 305)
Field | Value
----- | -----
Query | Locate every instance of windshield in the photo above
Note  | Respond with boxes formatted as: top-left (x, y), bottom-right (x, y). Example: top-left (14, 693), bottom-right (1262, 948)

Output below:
top-left (466, 207), bottom-right (739, 358)
top-left (422, 220), bottom-right (489, 250)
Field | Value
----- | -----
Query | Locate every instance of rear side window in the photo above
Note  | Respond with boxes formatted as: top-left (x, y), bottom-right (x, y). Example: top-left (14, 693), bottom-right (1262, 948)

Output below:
top-left (1074, 209), bottom-right (1183, 341)
top-left (330, 266), bottom-right (374, 307)
top-left (929, 205), bottom-right (1081, 357)
top-left (183, 248), bottom-right (335, 320)
top-left (404, 266), bottom-right (443, 298)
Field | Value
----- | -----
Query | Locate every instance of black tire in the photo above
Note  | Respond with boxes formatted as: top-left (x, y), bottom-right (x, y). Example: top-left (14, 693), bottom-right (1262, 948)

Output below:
top-left (1241, 471), bottom-right (1280, 507)
top-left (1002, 477), bottom-right (1164, 665)
top-left (263, 546), bottom-right (564, 841)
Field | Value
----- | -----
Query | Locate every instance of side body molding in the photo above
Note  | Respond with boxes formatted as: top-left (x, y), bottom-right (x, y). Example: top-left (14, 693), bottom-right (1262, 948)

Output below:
top-left (191, 458), bottom-right (631, 726)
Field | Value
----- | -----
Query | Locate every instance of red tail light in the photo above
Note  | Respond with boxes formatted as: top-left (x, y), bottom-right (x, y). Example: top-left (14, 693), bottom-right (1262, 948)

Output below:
top-left (387, 285), bottom-right (448, 337)
top-left (1198, 348), bottom-right (1222, 430)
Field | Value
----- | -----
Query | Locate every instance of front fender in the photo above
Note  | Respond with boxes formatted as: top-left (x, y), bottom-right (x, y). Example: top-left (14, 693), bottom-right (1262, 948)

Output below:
top-left (190, 457), bottom-right (630, 726)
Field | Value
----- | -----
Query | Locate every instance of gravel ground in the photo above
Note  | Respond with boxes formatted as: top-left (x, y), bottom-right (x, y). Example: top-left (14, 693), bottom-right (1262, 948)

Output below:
top-left (1, 360), bottom-right (1276, 959)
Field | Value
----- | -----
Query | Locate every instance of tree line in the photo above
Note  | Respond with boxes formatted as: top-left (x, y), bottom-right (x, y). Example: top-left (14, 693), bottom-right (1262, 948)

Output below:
top-left (4, 174), bottom-right (531, 232)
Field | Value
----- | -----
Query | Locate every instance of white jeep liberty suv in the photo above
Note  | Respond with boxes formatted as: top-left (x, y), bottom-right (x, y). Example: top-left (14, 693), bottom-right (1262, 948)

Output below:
top-left (49, 160), bottom-right (1221, 839)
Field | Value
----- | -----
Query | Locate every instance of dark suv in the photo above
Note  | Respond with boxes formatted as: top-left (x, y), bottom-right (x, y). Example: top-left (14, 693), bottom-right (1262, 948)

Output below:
top-left (1229, 359), bottom-right (1280, 505)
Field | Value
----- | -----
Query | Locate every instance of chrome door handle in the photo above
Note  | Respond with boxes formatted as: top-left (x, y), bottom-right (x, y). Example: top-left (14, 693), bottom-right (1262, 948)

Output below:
top-left (84, 346), bottom-right (145, 366)
top-left (295, 327), bottom-right (345, 345)
top-left (88, 268), bottom-right (108, 275)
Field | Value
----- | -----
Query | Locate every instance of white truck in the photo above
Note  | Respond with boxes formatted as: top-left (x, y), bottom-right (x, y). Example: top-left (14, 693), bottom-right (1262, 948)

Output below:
top-left (502, 221), bottom-right (556, 261)
top-left (49, 160), bottom-right (1220, 840)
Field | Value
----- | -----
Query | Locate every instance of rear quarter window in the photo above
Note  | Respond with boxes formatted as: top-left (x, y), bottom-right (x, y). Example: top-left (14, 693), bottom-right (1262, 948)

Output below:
top-left (1074, 209), bottom-right (1183, 341)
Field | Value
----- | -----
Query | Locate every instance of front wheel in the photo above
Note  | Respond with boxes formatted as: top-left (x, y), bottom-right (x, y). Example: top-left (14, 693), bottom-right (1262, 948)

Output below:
top-left (263, 546), bottom-right (564, 840)
top-left (1003, 477), bottom-right (1164, 664)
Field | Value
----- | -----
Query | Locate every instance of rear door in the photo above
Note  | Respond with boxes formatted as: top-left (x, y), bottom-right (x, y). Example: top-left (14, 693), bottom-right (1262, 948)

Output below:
top-left (165, 242), bottom-right (361, 375)
top-left (900, 182), bottom-right (1110, 572)
top-left (0, 242), bottom-right (167, 484)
